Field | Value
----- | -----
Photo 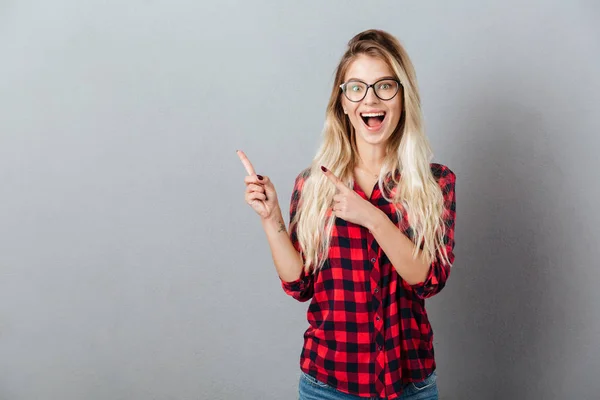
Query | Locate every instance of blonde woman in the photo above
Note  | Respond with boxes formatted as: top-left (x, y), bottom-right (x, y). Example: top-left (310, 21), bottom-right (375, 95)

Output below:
top-left (237, 29), bottom-right (455, 400)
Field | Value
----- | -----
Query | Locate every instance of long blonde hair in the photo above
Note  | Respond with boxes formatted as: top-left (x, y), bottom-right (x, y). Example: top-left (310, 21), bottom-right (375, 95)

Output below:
top-left (292, 29), bottom-right (450, 272)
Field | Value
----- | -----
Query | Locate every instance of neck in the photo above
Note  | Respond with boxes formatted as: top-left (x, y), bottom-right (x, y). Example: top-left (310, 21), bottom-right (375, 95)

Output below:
top-left (356, 141), bottom-right (386, 172)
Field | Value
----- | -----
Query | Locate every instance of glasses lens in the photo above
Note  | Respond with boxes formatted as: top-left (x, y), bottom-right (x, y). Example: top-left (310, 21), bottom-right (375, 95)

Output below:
top-left (373, 79), bottom-right (399, 100)
top-left (344, 81), bottom-right (367, 102)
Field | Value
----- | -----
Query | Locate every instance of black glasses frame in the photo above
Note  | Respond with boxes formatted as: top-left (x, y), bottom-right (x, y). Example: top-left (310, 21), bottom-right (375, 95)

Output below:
top-left (339, 78), bottom-right (402, 102)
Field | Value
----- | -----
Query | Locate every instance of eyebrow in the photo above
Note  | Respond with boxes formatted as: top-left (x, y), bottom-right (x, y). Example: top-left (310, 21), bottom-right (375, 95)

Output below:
top-left (345, 76), bottom-right (397, 82)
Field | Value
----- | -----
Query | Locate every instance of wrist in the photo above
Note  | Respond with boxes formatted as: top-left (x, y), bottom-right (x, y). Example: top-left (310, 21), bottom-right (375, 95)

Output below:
top-left (261, 208), bottom-right (284, 228)
top-left (365, 207), bottom-right (386, 233)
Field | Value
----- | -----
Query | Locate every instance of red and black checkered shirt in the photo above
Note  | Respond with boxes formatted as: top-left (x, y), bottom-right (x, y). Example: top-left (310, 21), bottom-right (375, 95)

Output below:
top-left (281, 163), bottom-right (456, 399)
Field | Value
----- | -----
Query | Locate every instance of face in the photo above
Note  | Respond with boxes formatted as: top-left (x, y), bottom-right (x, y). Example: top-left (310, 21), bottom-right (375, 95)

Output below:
top-left (341, 54), bottom-right (403, 147)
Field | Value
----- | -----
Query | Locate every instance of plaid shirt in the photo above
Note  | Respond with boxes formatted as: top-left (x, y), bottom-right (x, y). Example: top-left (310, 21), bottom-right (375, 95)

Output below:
top-left (281, 163), bottom-right (456, 399)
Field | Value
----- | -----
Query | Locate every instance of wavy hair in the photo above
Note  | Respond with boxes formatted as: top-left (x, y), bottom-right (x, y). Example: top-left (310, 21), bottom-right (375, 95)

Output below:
top-left (292, 29), bottom-right (449, 272)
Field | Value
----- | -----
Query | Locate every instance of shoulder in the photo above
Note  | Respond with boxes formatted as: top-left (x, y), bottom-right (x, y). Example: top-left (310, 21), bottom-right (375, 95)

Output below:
top-left (293, 167), bottom-right (312, 187)
top-left (291, 167), bottom-right (312, 202)
top-left (430, 163), bottom-right (456, 182)
top-left (430, 163), bottom-right (456, 196)
top-left (297, 167), bottom-right (312, 180)
top-left (290, 167), bottom-right (312, 213)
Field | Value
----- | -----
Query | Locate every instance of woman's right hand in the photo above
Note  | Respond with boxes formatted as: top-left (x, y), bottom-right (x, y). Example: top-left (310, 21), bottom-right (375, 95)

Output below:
top-left (237, 150), bottom-right (280, 220)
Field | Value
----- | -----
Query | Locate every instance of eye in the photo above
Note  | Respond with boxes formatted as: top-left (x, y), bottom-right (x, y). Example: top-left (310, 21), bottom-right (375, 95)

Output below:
top-left (350, 84), bottom-right (363, 92)
top-left (378, 83), bottom-right (391, 90)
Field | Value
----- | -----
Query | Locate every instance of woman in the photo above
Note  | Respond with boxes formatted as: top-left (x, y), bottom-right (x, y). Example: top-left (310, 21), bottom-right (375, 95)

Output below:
top-left (237, 29), bottom-right (455, 400)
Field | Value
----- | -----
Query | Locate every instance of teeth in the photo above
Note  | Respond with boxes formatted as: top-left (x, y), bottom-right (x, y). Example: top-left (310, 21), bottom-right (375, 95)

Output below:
top-left (361, 112), bottom-right (385, 117)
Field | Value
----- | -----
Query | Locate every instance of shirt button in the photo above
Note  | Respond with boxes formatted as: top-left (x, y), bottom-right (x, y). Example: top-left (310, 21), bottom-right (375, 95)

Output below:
top-left (370, 258), bottom-right (376, 263)
top-left (378, 345), bottom-right (383, 351)
top-left (374, 288), bottom-right (379, 293)
top-left (376, 316), bottom-right (380, 321)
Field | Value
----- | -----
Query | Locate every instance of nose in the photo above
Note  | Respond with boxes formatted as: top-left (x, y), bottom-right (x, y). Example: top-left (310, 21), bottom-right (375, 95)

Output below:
top-left (363, 85), bottom-right (380, 105)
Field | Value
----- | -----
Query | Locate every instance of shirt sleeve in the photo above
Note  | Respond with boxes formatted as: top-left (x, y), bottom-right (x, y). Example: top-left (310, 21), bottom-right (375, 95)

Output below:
top-left (411, 165), bottom-right (456, 299)
top-left (280, 169), bottom-right (315, 302)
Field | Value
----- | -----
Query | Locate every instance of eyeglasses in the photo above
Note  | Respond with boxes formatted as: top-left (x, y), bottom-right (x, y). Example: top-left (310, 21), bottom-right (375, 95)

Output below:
top-left (339, 78), bottom-right (401, 102)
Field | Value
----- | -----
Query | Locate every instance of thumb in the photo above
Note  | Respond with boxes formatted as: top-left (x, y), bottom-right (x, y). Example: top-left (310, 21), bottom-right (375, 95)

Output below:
top-left (259, 176), bottom-right (277, 199)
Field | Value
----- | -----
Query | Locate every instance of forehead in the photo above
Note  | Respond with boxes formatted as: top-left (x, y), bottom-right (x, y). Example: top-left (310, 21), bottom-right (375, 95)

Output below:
top-left (344, 54), bottom-right (394, 81)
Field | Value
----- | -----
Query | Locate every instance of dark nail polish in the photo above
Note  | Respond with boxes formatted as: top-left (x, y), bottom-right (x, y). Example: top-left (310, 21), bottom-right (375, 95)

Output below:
top-left (257, 175), bottom-right (264, 180)
top-left (320, 166), bottom-right (327, 172)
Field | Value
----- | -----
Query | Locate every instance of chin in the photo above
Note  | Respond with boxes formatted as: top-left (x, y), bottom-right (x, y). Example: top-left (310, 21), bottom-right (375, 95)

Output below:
top-left (357, 129), bottom-right (392, 145)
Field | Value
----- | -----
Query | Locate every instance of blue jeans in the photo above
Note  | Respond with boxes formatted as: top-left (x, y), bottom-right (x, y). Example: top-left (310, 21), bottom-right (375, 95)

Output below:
top-left (298, 370), bottom-right (438, 400)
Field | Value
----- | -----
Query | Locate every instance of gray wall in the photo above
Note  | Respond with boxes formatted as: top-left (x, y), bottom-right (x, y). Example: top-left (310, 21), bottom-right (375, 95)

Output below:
top-left (0, 1), bottom-right (598, 399)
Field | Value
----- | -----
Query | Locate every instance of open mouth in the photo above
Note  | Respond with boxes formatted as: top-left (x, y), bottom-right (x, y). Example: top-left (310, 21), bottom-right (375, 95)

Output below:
top-left (360, 112), bottom-right (386, 130)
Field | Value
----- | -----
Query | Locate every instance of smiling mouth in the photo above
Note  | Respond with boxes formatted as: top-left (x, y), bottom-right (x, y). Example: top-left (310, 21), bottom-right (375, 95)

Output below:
top-left (360, 112), bottom-right (386, 129)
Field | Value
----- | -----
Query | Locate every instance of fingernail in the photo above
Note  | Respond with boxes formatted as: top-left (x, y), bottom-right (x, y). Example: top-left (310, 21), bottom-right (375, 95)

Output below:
top-left (320, 166), bottom-right (327, 172)
top-left (257, 175), bottom-right (264, 180)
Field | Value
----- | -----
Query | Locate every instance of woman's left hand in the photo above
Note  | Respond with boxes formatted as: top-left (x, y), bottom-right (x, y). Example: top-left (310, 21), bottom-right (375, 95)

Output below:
top-left (321, 166), bottom-right (380, 228)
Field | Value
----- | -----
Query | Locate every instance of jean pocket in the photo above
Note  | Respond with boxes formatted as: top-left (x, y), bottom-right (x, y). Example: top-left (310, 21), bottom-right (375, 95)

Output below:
top-left (411, 370), bottom-right (437, 391)
top-left (301, 371), bottom-right (329, 388)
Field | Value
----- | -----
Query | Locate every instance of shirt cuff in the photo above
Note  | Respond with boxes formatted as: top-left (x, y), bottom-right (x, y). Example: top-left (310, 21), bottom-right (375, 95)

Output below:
top-left (409, 262), bottom-right (438, 297)
top-left (280, 273), bottom-right (309, 292)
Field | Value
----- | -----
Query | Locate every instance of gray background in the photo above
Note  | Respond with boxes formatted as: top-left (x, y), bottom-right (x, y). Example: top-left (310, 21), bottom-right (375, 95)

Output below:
top-left (0, 0), bottom-right (598, 399)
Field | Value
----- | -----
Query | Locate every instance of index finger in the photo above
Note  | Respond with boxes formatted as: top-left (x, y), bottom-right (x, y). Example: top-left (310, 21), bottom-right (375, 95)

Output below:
top-left (321, 166), bottom-right (347, 192)
top-left (236, 150), bottom-right (256, 176)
